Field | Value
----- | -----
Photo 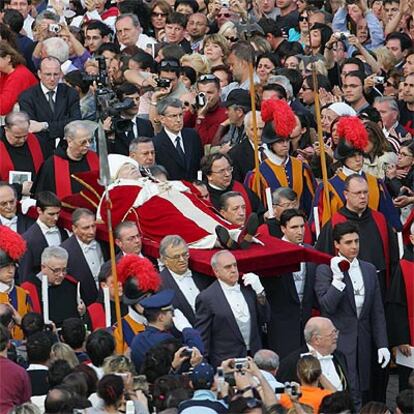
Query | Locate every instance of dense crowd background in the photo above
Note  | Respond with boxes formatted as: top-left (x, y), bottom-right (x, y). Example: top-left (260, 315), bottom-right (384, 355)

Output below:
top-left (0, 0), bottom-right (414, 412)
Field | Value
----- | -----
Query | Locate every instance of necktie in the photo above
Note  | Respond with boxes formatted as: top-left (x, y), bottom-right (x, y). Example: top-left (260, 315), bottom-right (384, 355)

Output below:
top-left (47, 90), bottom-right (55, 113)
top-left (84, 241), bottom-right (97, 253)
top-left (318, 355), bottom-right (333, 361)
top-left (45, 227), bottom-right (59, 235)
top-left (175, 136), bottom-right (185, 164)
top-left (225, 284), bottom-right (241, 293)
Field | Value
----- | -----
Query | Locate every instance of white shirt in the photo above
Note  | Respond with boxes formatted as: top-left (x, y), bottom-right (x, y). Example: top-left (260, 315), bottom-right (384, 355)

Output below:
top-left (36, 218), bottom-right (62, 247)
top-left (264, 148), bottom-right (288, 166)
top-left (77, 238), bottom-right (104, 285)
top-left (27, 363), bottom-right (48, 371)
top-left (341, 165), bottom-right (362, 177)
top-left (40, 83), bottom-right (58, 103)
top-left (307, 344), bottom-right (343, 391)
top-left (218, 280), bottom-right (251, 348)
top-left (0, 214), bottom-right (17, 232)
top-left (170, 269), bottom-right (200, 311)
top-left (23, 14), bottom-right (34, 40)
top-left (0, 281), bottom-right (13, 294)
top-left (164, 128), bottom-right (184, 153)
top-left (128, 306), bottom-right (147, 324)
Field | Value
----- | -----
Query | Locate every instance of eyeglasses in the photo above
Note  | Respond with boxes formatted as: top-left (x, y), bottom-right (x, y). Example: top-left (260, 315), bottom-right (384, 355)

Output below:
top-left (217, 12), bottom-right (231, 17)
top-left (151, 11), bottom-right (167, 17)
top-left (160, 59), bottom-right (180, 69)
top-left (225, 36), bottom-right (239, 42)
top-left (46, 265), bottom-right (67, 275)
top-left (198, 74), bottom-right (219, 82)
top-left (274, 201), bottom-right (297, 208)
top-left (0, 199), bottom-right (17, 208)
top-left (211, 166), bottom-right (233, 174)
top-left (165, 252), bottom-right (190, 260)
top-left (319, 328), bottom-right (340, 337)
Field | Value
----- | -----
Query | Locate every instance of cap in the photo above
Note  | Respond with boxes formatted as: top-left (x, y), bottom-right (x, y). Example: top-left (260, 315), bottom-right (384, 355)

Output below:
top-left (328, 102), bottom-right (356, 117)
top-left (140, 289), bottom-right (175, 311)
top-left (224, 89), bottom-right (251, 109)
top-left (190, 362), bottom-right (215, 389)
top-left (108, 154), bottom-right (139, 180)
top-left (0, 225), bottom-right (26, 268)
top-left (117, 255), bottom-right (161, 306)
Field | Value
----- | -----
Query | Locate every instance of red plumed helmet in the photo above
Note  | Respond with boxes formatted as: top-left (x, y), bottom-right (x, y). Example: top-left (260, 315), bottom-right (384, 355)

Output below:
top-left (336, 116), bottom-right (369, 150)
top-left (0, 225), bottom-right (26, 268)
top-left (261, 99), bottom-right (297, 144)
top-left (117, 255), bottom-right (161, 305)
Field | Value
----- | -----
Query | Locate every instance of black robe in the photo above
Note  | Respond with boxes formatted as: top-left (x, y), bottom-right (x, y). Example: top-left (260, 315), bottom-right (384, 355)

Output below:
top-left (32, 147), bottom-right (95, 195)
top-left (316, 206), bottom-right (399, 299)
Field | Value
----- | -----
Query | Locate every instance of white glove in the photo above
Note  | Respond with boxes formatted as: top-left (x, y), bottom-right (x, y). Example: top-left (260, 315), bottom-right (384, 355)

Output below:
top-left (173, 309), bottom-right (192, 331)
top-left (377, 348), bottom-right (391, 368)
top-left (330, 257), bottom-right (344, 275)
top-left (242, 272), bottom-right (264, 295)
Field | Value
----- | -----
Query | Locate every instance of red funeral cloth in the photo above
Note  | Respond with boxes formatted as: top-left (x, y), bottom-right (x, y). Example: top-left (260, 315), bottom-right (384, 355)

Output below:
top-left (401, 259), bottom-right (414, 345)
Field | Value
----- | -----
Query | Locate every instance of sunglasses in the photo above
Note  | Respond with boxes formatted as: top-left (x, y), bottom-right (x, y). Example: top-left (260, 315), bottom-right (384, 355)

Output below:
top-left (151, 11), bottom-right (167, 17)
top-left (198, 74), bottom-right (219, 82)
top-left (218, 12), bottom-right (231, 17)
top-left (160, 60), bottom-right (180, 68)
top-left (226, 36), bottom-right (239, 42)
top-left (299, 15), bottom-right (308, 21)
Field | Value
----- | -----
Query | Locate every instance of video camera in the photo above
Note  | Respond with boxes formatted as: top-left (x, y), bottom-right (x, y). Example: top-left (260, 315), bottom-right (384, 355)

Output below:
top-left (86, 56), bottom-right (135, 133)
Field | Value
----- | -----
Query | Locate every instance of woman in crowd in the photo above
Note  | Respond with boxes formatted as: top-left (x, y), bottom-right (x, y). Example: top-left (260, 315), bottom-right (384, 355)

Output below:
top-left (256, 53), bottom-right (279, 85)
top-left (203, 33), bottom-right (229, 67)
top-left (386, 141), bottom-right (414, 197)
top-left (0, 40), bottom-right (37, 116)
top-left (149, 0), bottom-right (172, 41)
top-left (290, 114), bottom-right (314, 161)
top-left (308, 23), bottom-right (333, 56)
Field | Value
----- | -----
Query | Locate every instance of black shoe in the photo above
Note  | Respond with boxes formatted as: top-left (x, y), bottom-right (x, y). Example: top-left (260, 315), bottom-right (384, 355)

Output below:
top-left (238, 213), bottom-right (259, 249)
top-left (215, 225), bottom-right (239, 250)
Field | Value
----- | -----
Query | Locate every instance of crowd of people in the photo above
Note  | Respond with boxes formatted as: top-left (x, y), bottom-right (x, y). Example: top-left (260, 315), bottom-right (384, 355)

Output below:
top-left (0, 0), bottom-right (414, 411)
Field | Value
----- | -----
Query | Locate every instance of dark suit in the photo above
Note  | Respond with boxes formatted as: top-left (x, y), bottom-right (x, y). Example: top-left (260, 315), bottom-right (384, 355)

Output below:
top-left (314, 260), bottom-right (388, 396)
top-left (60, 236), bottom-right (109, 306)
top-left (159, 267), bottom-right (212, 326)
top-left (109, 117), bottom-right (154, 155)
top-left (27, 368), bottom-right (49, 396)
top-left (19, 223), bottom-right (68, 282)
top-left (195, 281), bottom-right (270, 367)
top-left (153, 128), bottom-right (203, 180)
top-left (278, 345), bottom-right (349, 391)
top-left (18, 83), bottom-right (81, 157)
top-left (0, 213), bottom-right (35, 236)
top-left (228, 139), bottom-right (255, 183)
top-left (261, 258), bottom-right (317, 358)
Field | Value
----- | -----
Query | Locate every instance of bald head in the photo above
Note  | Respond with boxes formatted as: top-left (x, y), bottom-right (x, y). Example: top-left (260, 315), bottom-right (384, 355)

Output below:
top-left (254, 349), bottom-right (280, 374)
top-left (304, 317), bottom-right (338, 355)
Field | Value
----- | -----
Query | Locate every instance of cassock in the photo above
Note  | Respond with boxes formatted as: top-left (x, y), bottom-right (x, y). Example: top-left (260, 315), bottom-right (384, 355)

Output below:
top-left (312, 170), bottom-right (401, 230)
top-left (206, 180), bottom-right (265, 220)
top-left (32, 147), bottom-right (99, 199)
top-left (316, 206), bottom-right (399, 299)
top-left (21, 274), bottom-right (80, 327)
top-left (0, 133), bottom-right (47, 182)
top-left (244, 156), bottom-right (316, 217)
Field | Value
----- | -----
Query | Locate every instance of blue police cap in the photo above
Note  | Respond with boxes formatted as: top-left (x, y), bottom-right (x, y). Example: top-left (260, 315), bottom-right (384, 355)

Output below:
top-left (140, 289), bottom-right (175, 311)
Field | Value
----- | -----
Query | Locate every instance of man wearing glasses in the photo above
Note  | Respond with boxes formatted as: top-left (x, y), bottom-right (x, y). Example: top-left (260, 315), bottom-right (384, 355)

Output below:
top-left (32, 120), bottom-right (99, 198)
top-left (22, 246), bottom-right (85, 327)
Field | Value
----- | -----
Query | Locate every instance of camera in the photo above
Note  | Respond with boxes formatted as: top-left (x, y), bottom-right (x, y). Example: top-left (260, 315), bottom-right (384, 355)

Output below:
top-left (157, 78), bottom-right (172, 88)
top-left (195, 92), bottom-right (207, 107)
top-left (232, 358), bottom-right (249, 371)
top-left (374, 76), bottom-right (385, 84)
top-left (221, 0), bottom-right (229, 6)
top-left (180, 347), bottom-right (193, 358)
top-left (275, 382), bottom-right (302, 397)
top-left (49, 24), bottom-right (61, 33)
top-left (336, 31), bottom-right (350, 40)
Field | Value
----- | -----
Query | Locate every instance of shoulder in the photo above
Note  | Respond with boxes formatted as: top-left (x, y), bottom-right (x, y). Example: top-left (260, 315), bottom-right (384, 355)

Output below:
top-left (358, 259), bottom-right (377, 273)
top-left (23, 222), bottom-right (41, 239)
top-left (19, 84), bottom-right (39, 99)
top-left (60, 235), bottom-right (77, 248)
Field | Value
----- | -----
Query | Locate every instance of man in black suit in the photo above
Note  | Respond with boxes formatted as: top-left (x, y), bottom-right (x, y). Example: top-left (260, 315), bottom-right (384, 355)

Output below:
top-left (61, 208), bottom-right (108, 306)
top-left (26, 331), bottom-right (52, 396)
top-left (278, 316), bottom-right (349, 392)
top-left (18, 57), bottom-right (82, 157)
top-left (153, 98), bottom-right (203, 180)
top-left (129, 137), bottom-right (156, 172)
top-left (195, 250), bottom-right (270, 368)
top-left (261, 209), bottom-right (317, 359)
top-left (107, 83), bottom-right (154, 156)
top-left (228, 110), bottom-right (265, 183)
top-left (159, 235), bottom-right (212, 326)
top-left (0, 183), bottom-right (34, 235)
top-left (19, 191), bottom-right (68, 281)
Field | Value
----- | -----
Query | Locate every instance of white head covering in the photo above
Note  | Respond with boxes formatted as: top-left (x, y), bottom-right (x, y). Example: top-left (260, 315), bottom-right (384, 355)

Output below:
top-left (108, 154), bottom-right (139, 180)
top-left (328, 102), bottom-right (357, 117)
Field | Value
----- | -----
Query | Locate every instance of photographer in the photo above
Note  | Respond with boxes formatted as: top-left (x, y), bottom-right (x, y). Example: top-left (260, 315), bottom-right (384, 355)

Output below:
top-left (183, 74), bottom-right (228, 146)
top-left (278, 355), bottom-right (335, 412)
top-left (149, 59), bottom-right (189, 133)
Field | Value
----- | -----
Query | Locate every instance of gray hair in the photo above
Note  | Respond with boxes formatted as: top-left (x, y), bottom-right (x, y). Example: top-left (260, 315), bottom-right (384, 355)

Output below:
top-left (5, 111), bottom-right (30, 128)
top-left (272, 187), bottom-right (297, 205)
top-left (42, 37), bottom-right (69, 63)
top-left (159, 235), bottom-right (187, 258)
top-left (374, 96), bottom-right (400, 113)
top-left (64, 121), bottom-right (92, 141)
top-left (129, 137), bottom-right (154, 153)
top-left (41, 246), bottom-right (68, 264)
top-left (114, 221), bottom-right (138, 240)
top-left (8, 403), bottom-right (41, 414)
top-left (244, 111), bottom-right (262, 128)
top-left (116, 13), bottom-right (141, 28)
top-left (303, 317), bottom-right (333, 343)
top-left (34, 10), bottom-right (59, 28)
top-left (267, 75), bottom-right (293, 99)
top-left (72, 208), bottom-right (95, 226)
top-left (254, 349), bottom-right (280, 371)
top-left (211, 250), bottom-right (233, 270)
top-left (157, 98), bottom-right (183, 116)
